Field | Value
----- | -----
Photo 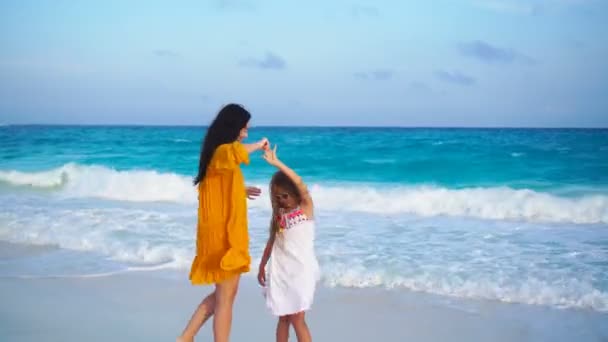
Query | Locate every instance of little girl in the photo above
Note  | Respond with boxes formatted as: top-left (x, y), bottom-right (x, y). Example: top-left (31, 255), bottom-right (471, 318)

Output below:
top-left (258, 145), bottom-right (320, 342)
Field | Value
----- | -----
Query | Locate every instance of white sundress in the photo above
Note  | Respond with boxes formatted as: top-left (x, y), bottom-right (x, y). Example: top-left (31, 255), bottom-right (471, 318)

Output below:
top-left (265, 207), bottom-right (320, 316)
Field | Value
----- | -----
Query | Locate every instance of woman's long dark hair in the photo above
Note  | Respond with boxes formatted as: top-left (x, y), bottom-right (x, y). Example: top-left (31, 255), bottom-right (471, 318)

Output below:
top-left (194, 104), bottom-right (251, 185)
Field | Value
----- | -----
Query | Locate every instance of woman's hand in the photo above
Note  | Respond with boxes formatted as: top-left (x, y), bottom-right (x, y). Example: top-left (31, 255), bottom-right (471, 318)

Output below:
top-left (244, 137), bottom-right (270, 153)
top-left (258, 137), bottom-right (270, 151)
top-left (246, 186), bottom-right (261, 200)
top-left (262, 144), bottom-right (281, 167)
top-left (257, 266), bottom-right (266, 286)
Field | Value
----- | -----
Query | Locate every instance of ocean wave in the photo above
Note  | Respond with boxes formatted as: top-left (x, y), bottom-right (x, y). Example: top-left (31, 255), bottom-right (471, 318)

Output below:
top-left (0, 207), bottom-right (194, 270)
top-left (302, 185), bottom-right (608, 224)
top-left (1, 204), bottom-right (606, 312)
top-left (0, 163), bottom-right (195, 202)
top-left (363, 158), bottom-right (396, 164)
top-left (0, 167), bottom-right (69, 187)
top-left (1, 163), bottom-right (607, 223)
top-left (322, 266), bottom-right (608, 312)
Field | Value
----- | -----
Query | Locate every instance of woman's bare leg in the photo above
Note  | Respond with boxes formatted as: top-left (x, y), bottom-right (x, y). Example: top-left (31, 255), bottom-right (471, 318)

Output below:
top-left (213, 274), bottom-right (241, 342)
top-left (177, 291), bottom-right (216, 342)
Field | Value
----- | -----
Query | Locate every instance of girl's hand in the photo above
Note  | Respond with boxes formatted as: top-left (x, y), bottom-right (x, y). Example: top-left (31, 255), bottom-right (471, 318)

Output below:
top-left (257, 266), bottom-right (266, 286)
top-left (262, 144), bottom-right (281, 167)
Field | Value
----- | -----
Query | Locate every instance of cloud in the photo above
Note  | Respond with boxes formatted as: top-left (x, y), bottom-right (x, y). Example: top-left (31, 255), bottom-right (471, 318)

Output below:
top-left (351, 4), bottom-right (380, 18)
top-left (570, 39), bottom-right (586, 48)
top-left (153, 49), bottom-right (180, 58)
top-left (239, 52), bottom-right (286, 70)
top-left (472, 0), bottom-right (596, 15)
top-left (407, 82), bottom-right (447, 96)
top-left (215, 0), bottom-right (255, 11)
top-left (354, 69), bottom-right (394, 81)
top-left (353, 72), bottom-right (368, 80)
top-left (287, 99), bottom-right (303, 107)
top-left (409, 81), bottom-right (432, 92)
top-left (435, 70), bottom-right (476, 86)
top-left (471, 0), bottom-right (542, 15)
top-left (458, 40), bottom-right (537, 65)
top-left (0, 59), bottom-right (93, 74)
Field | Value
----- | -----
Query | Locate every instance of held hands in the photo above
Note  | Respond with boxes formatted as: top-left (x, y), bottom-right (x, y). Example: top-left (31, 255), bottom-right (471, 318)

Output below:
top-left (258, 137), bottom-right (270, 151)
top-left (262, 144), bottom-right (281, 167)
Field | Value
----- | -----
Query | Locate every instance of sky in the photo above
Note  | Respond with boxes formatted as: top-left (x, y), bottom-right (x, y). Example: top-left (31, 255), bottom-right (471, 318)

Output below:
top-left (0, 0), bottom-right (607, 127)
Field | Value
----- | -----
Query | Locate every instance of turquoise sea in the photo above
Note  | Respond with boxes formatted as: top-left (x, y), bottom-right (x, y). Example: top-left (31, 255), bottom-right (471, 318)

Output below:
top-left (1, 125), bottom-right (607, 312)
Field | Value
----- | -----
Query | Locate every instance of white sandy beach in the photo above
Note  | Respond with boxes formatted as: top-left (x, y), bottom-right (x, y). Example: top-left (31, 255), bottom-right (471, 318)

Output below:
top-left (1, 243), bottom-right (606, 342)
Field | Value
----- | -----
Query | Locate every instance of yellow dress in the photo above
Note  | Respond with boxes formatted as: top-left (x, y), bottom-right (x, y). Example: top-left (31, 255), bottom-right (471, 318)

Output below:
top-left (189, 141), bottom-right (251, 285)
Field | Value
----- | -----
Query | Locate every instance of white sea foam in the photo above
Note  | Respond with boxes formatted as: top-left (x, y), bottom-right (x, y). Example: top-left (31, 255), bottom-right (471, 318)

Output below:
top-left (1, 164), bottom-right (607, 224)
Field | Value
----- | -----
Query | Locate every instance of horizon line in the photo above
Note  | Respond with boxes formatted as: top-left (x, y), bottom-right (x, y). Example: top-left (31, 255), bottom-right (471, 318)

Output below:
top-left (2, 123), bottom-right (607, 129)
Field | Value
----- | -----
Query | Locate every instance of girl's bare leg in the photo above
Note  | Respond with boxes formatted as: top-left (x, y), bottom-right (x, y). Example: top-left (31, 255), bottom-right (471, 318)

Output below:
top-left (290, 311), bottom-right (312, 342)
top-left (276, 315), bottom-right (291, 342)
